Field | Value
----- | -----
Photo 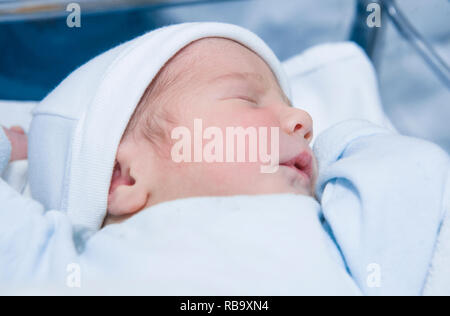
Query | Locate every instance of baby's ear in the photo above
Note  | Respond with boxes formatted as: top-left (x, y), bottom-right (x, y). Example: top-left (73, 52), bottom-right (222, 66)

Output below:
top-left (107, 156), bottom-right (149, 217)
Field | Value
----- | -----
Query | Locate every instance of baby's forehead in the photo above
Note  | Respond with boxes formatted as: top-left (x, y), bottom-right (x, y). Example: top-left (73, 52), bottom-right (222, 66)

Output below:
top-left (162, 37), bottom-right (277, 87)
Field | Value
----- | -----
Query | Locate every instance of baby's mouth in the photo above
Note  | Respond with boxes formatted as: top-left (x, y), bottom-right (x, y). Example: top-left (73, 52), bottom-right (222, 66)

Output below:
top-left (280, 151), bottom-right (313, 181)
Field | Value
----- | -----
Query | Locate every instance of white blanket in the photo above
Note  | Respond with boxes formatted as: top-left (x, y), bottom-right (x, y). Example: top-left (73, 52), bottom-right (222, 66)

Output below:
top-left (423, 175), bottom-right (450, 295)
top-left (2, 118), bottom-right (447, 295)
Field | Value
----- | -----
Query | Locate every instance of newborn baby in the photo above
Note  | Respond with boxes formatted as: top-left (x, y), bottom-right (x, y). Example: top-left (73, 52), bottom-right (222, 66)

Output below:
top-left (0, 23), bottom-right (448, 296)
top-left (105, 37), bottom-right (316, 225)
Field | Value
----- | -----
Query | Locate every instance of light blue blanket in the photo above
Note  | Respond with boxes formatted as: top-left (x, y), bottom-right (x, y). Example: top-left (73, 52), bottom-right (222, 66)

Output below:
top-left (0, 120), bottom-right (448, 295)
top-left (314, 120), bottom-right (449, 295)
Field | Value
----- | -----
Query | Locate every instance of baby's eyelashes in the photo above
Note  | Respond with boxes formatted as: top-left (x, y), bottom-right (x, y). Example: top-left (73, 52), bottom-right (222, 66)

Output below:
top-left (219, 94), bottom-right (260, 106)
top-left (224, 97), bottom-right (260, 109)
top-left (234, 96), bottom-right (259, 106)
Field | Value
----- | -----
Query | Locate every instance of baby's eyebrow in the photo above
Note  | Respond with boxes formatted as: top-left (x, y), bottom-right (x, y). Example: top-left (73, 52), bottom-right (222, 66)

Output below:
top-left (209, 72), bottom-right (267, 91)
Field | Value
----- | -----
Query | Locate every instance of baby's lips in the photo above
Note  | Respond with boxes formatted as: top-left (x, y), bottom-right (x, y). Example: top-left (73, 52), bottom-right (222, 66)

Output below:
top-left (280, 150), bottom-right (314, 180)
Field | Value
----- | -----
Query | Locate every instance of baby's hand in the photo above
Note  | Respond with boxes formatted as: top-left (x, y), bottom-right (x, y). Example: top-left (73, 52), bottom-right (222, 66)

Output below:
top-left (2, 126), bottom-right (28, 161)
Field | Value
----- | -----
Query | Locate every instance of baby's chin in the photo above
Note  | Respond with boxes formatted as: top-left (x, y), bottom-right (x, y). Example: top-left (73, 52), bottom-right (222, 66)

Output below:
top-left (277, 165), bottom-right (316, 197)
top-left (224, 164), bottom-right (316, 198)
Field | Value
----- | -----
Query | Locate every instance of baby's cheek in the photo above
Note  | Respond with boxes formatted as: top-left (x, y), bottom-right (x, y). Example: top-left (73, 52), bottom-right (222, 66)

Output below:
top-left (201, 161), bottom-right (262, 194)
top-left (232, 107), bottom-right (277, 129)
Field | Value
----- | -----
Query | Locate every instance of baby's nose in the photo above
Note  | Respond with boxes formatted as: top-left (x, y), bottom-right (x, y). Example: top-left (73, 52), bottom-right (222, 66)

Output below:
top-left (280, 107), bottom-right (313, 143)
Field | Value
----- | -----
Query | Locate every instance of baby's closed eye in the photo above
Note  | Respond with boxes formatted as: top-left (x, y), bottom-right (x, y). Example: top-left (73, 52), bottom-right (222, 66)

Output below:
top-left (231, 95), bottom-right (259, 105)
top-left (217, 84), bottom-right (261, 106)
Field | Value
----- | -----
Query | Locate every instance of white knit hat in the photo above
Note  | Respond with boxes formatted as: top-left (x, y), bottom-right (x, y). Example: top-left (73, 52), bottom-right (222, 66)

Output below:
top-left (28, 22), bottom-right (292, 232)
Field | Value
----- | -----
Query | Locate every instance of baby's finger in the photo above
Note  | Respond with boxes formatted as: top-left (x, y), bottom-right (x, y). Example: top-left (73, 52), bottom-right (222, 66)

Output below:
top-left (10, 126), bottom-right (25, 135)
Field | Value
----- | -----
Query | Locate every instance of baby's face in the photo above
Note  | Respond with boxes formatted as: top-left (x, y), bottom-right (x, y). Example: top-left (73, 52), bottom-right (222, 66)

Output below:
top-left (107, 38), bottom-right (317, 221)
